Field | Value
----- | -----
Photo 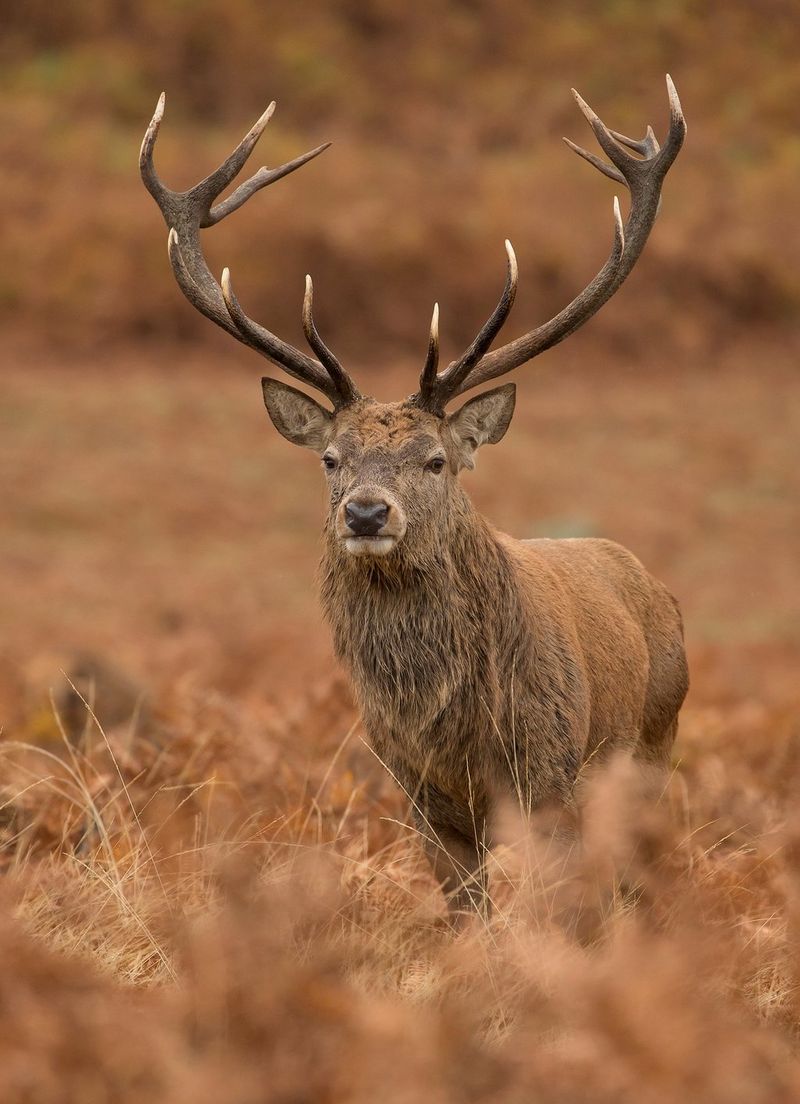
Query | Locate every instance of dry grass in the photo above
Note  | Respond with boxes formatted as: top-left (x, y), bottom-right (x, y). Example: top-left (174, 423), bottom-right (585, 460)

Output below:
top-left (1, 351), bottom-right (799, 1101)
top-left (3, 666), bottom-right (800, 1102)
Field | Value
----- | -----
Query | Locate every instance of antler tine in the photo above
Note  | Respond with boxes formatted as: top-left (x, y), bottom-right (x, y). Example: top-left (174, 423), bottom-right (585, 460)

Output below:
top-left (166, 223), bottom-right (242, 338)
top-left (141, 95), bottom-right (361, 407)
top-left (415, 241), bottom-right (518, 412)
top-left (562, 137), bottom-right (625, 185)
top-left (194, 101), bottom-right (277, 214)
top-left (562, 118), bottom-right (661, 185)
top-left (609, 124), bottom-right (659, 158)
top-left (419, 303), bottom-right (440, 395)
top-left (662, 74), bottom-right (686, 167)
top-left (207, 142), bottom-right (331, 226)
top-left (570, 88), bottom-right (649, 182)
top-left (218, 268), bottom-right (333, 397)
top-left (431, 76), bottom-right (685, 401)
top-left (302, 276), bottom-right (361, 407)
top-left (140, 93), bottom-right (168, 204)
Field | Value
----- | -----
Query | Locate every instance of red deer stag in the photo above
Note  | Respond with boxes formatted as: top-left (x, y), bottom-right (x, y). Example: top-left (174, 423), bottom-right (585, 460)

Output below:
top-left (141, 79), bottom-right (688, 916)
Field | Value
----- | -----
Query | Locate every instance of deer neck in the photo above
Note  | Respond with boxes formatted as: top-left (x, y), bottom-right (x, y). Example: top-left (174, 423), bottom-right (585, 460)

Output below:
top-left (318, 490), bottom-right (520, 731)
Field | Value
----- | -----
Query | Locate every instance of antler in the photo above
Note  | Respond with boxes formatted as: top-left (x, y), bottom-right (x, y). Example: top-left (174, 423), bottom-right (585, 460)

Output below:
top-left (140, 95), bottom-right (360, 409)
top-left (412, 76), bottom-right (686, 413)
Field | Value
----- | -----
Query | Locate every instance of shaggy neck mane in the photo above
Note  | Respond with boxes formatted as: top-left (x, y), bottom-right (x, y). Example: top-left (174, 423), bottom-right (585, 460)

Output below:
top-left (318, 488), bottom-right (526, 732)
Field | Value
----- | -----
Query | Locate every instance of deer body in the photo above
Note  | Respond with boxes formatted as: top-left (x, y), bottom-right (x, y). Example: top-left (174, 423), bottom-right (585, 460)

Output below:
top-left (142, 77), bottom-right (688, 914)
top-left (325, 522), bottom-right (686, 804)
top-left (317, 399), bottom-right (687, 909)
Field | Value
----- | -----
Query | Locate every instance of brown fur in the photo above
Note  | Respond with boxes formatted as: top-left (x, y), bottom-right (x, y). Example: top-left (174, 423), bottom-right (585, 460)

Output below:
top-left (143, 82), bottom-right (689, 917)
top-left (284, 395), bottom-right (690, 915)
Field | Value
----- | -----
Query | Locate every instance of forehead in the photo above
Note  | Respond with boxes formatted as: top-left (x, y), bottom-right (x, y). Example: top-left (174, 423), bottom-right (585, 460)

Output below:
top-left (332, 400), bottom-right (443, 453)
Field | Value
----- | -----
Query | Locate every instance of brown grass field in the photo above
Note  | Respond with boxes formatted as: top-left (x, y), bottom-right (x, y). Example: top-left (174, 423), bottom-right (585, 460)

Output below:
top-left (2, 3), bottom-right (800, 1101)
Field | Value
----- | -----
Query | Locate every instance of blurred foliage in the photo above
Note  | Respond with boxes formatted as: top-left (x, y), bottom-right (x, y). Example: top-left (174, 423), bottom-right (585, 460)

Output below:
top-left (3, 651), bottom-right (800, 1103)
top-left (1, 0), bottom-right (799, 358)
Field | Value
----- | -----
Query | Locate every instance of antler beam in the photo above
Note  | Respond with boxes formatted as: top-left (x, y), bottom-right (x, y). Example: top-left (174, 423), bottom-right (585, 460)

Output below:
top-left (413, 75), bottom-right (686, 412)
top-left (140, 95), bottom-right (360, 409)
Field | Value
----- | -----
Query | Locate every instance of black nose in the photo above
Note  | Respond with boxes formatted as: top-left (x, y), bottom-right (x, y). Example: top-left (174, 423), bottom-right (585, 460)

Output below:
top-left (345, 500), bottom-right (389, 537)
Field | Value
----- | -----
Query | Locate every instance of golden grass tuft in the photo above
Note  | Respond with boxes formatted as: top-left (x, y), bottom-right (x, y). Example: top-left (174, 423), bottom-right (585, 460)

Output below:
top-left (2, 666), bottom-right (800, 1102)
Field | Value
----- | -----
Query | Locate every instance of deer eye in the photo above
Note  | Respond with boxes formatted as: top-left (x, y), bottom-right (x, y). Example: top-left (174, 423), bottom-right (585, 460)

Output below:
top-left (322, 454), bottom-right (338, 472)
top-left (426, 457), bottom-right (446, 474)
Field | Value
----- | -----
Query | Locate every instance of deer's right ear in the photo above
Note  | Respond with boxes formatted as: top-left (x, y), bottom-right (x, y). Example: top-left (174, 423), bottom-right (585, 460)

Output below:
top-left (261, 378), bottom-right (334, 452)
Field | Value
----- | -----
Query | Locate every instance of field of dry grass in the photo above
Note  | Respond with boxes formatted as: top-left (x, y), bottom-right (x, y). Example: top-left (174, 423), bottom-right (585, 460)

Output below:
top-left (2, 342), bottom-right (799, 1101)
top-left (2, 3), bottom-right (800, 1101)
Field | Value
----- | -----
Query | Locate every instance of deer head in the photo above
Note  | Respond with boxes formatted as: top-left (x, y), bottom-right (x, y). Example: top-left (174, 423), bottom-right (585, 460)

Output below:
top-left (141, 80), bottom-right (685, 563)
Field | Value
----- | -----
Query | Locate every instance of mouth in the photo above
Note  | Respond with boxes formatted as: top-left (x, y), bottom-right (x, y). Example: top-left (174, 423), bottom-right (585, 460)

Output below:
top-left (343, 535), bottom-right (397, 557)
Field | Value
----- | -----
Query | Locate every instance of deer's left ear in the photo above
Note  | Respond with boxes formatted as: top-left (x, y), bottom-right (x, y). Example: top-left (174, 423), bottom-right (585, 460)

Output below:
top-left (447, 384), bottom-right (516, 469)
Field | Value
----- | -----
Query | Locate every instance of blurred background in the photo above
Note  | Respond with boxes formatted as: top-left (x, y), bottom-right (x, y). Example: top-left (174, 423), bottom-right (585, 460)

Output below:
top-left (2, 0), bottom-right (799, 731)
